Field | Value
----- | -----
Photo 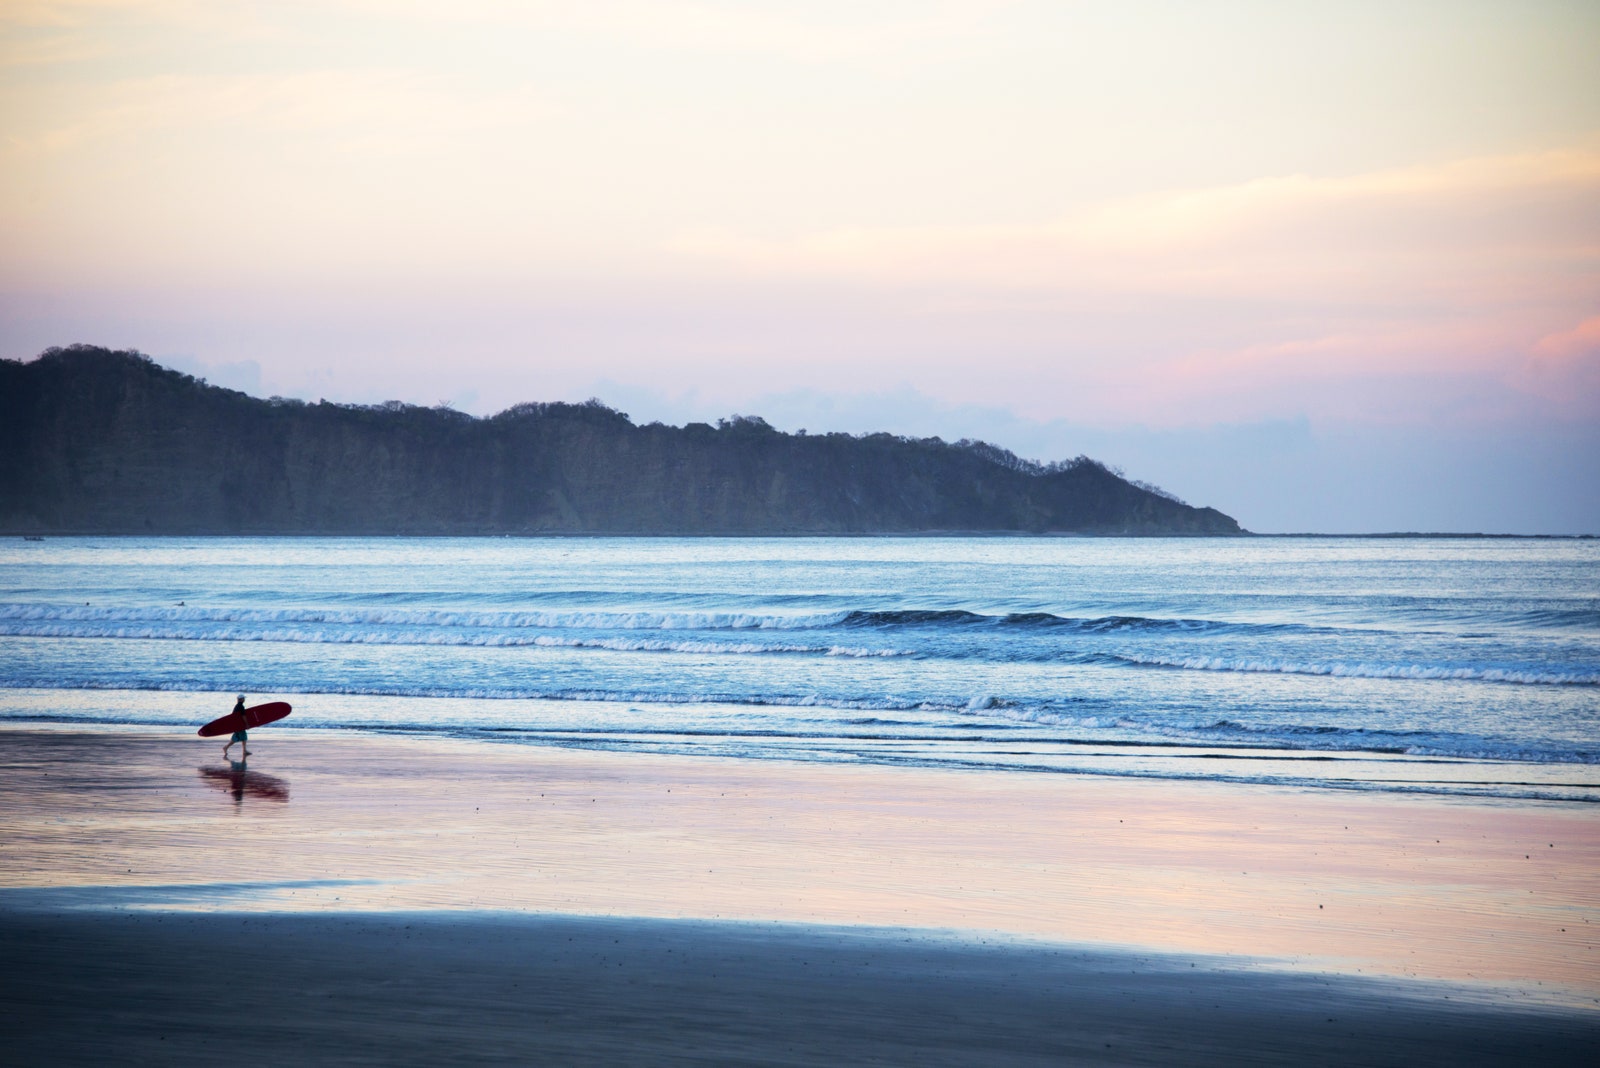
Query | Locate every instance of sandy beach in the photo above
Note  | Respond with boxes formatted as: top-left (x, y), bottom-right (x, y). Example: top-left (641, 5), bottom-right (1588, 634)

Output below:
top-left (5, 911), bottom-right (1597, 1066)
top-left (2, 724), bottom-right (1597, 1064)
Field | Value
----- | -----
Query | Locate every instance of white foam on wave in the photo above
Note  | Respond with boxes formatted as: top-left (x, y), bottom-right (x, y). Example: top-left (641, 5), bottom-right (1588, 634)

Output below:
top-left (0, 602), bottom-right (850, 632)
top-left (957, 702), bottom-right (1600, 763)
top-left (1116, 653), bottom-right (1599, 687)
top-left (0, 676), bottom-right (987, 717)
top-left (530, 635), bottom-right (908, 658)
top-left (0, 620), bottom-right (909, 658)
top-left (4, 677), bottom-right (1594, 766)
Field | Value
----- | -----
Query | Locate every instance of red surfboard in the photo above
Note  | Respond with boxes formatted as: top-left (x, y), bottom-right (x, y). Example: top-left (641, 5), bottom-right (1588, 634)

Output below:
top-left (198, 701), bottom-right (292, 738)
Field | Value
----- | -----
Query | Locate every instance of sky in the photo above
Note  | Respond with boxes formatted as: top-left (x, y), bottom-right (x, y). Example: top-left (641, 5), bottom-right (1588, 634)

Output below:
top-left (2, 1), bottom-right (1597, 532)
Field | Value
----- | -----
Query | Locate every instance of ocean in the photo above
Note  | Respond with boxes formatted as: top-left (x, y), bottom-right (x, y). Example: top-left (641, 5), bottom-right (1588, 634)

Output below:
top-left (2, 536), bottom-right (1596, 802)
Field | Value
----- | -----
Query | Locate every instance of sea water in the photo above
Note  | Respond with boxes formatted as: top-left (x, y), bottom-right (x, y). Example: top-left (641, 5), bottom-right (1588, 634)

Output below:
top-left (1, 536), bottom-right (1596, 802)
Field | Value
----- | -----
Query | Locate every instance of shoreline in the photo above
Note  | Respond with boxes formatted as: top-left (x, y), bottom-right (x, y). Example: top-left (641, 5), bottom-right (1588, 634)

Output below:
top-left (7, 689), bottom-right (1596, 806)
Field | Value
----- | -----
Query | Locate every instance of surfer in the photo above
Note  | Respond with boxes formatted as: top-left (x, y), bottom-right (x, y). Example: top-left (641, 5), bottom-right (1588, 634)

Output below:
top-left (221, 694), bottom-right (251, 759)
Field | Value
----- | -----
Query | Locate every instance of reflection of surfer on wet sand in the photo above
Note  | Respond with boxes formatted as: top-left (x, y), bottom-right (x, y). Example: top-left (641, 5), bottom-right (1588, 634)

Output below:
top-left (200, 763), bottom-right (290, 805)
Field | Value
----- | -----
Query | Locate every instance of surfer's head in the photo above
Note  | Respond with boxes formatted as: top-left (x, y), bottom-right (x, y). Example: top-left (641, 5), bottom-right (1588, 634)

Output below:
top-left (236, 694), bottom-right (246, 702)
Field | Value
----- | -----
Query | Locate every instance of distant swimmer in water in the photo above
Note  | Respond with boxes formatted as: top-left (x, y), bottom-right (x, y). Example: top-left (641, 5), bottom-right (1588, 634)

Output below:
top-left (222, 694), bottom-right (251, 759)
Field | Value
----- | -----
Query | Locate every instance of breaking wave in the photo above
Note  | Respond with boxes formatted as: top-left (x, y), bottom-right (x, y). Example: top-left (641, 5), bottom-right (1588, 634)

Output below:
top-left (839, 609), bottom-right (1305, 634)
top-left (0, 601), bottom-right (1312, 638)
top-left (1114, 652), bottom-right (1600, 687)
top-left (0, 602), bottom-right (850, 632)
top-left (0, 618), bottom-right (907, 658)
top-left (6, 676), bottom-right (1594, 767)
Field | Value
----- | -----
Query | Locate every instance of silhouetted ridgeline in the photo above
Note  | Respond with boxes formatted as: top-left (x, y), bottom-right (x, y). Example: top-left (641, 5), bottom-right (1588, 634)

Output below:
top-left (1, 346), bottom-right (1243, 535)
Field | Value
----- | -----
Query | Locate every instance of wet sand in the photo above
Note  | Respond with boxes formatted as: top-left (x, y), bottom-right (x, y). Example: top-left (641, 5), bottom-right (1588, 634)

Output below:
top-left (2, 725), bottom-right (1598, 1063)
top-left (3, 910), bottom-right (1596, 1066)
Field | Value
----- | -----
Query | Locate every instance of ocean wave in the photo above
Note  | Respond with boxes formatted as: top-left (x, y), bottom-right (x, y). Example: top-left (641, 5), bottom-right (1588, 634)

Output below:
top-left (0, 602), bottom-right (851, 632)
top-left (0, 601), bottom-right (1319, 639)
top-left (0, 620), bottom-right (910, 658)
top-left (0, 676), bottom-right (971, 715)
top-left (6, 677), bottom-right (1595, 766)
top-left (839, 609), bottom-right (1303, 635)
top-left (1451, 606), bottom-right (1600, 632)
top-left (957, 704), bottom-right (1600, 764)
top-left (1112, 653), bottom-right (1600, 687)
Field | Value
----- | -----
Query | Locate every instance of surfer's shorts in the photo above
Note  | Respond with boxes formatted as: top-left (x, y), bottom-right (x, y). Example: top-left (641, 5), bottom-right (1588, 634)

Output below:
top-left (230, 730), bottom-right (248, 742)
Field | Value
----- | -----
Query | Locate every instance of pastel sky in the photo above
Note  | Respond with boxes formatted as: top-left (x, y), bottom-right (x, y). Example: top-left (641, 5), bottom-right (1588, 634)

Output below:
top-left (3, 1), bottom-right (1598, 531)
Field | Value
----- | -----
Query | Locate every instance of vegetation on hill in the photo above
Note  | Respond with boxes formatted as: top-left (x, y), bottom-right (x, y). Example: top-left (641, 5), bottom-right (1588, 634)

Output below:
top-left (0, 345), bottom-right (1243, 535)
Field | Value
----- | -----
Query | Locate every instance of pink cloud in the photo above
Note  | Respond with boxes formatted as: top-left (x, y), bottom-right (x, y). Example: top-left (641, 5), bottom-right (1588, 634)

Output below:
top-left (1518, 317), bottom-right (1600, 416)
top-left (1533, 316), bottom-right (1600, 364)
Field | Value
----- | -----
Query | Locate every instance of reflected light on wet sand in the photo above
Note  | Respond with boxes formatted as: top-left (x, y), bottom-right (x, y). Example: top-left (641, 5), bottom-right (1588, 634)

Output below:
top-left (1, 726), bottom-right (1596, 998)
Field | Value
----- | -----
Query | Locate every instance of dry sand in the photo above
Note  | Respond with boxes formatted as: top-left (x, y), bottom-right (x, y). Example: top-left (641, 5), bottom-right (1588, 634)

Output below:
top-left (2, 725), bottom-right (1597, 1064)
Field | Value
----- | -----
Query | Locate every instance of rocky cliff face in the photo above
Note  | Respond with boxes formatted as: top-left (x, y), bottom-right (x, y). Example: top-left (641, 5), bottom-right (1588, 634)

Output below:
top-left (0, 346), bottom-right (1243, 535)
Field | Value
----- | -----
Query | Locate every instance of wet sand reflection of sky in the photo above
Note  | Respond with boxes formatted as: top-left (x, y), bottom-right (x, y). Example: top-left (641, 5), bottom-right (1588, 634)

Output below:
top-left (1, 726), bottom-right (1596, 1002)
